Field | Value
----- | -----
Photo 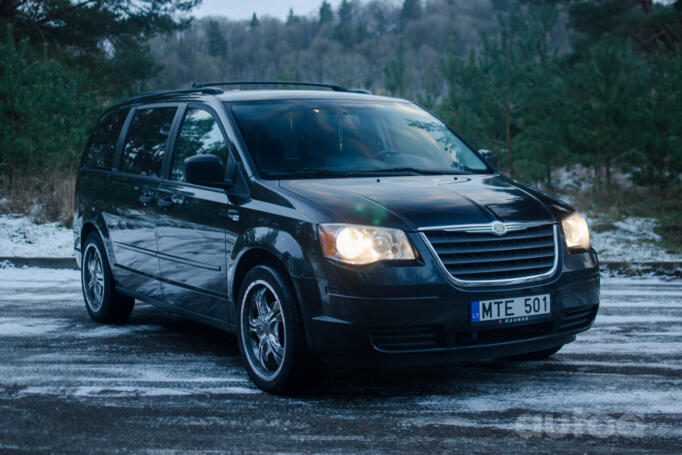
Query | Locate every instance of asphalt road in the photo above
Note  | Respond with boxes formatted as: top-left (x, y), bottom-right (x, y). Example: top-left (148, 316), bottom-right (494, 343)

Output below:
top-left (0, 267), bottom-right (680, 454)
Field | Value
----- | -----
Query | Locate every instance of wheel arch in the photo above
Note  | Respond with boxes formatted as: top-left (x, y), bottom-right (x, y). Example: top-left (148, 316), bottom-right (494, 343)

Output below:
top-left (79, 215), bottom-right (115, 271)
top-left (228, 226), bottom-right (320, 347)
top-left (228, 226), bottom-right (318, 304)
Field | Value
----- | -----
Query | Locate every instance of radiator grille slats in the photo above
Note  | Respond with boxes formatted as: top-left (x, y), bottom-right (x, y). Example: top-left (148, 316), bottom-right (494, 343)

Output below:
top-left (423, 223), bottom-right (557, 283)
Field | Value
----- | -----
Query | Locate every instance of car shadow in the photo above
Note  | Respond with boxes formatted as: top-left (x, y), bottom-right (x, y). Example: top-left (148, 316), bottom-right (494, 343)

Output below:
top-left (121, 302), bottom-right (559, 399)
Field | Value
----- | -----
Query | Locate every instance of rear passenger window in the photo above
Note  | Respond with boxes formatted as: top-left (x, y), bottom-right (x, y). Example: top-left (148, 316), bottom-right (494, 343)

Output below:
top-left (85, 109), bottom-right (128, 169)
top-left (120, 107), bottom-right (177, 178)
top-left (170, 108), bottom-right (229, 181)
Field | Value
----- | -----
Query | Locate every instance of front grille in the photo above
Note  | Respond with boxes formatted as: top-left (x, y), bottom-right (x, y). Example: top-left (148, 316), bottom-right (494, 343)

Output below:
top-left (454, 322), bottom-right (555, 347)
top-left (560, 305), bottom-right (598, 331)
top-left (371, 326), bottom-right (442, 351)
top-left (422, 223), bottom-right (557, 284)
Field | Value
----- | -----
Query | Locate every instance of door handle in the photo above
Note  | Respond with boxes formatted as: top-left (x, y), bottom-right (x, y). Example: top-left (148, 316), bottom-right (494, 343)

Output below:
top-left (157, 197), bottom-right (175, 209)
top-left (227, 209), bottom-right (240, 222)
top-left (139, 192), bottom-right (154, 205)
top-left (157, 193), bottom-right (184, 209)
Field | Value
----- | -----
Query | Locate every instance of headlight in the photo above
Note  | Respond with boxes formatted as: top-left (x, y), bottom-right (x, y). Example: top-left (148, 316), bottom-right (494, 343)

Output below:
top-left (562, 212), bottom-right (590, 251)
top-left (319, 224), bottom-right (416, 265)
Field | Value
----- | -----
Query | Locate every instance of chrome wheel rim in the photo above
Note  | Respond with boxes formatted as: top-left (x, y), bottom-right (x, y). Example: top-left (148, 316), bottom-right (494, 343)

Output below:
top-left (240, 280), bottom-right (286, 381)
top-left (83, 244), bottom-right (105, 312)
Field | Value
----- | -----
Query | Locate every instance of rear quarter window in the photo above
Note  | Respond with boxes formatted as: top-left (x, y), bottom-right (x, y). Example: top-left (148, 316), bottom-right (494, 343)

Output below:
top-left (84, 109), bottom-right (128, 170)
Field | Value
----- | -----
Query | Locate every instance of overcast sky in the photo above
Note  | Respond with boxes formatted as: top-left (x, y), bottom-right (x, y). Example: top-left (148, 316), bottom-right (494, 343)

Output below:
top-left (193, 0), bottom-right (674, 21)
top-left (192, 0), bottom-right (341, 21)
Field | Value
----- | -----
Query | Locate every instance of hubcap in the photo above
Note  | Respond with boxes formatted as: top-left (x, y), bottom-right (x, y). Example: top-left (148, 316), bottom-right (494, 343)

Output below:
top-left (240, 280), bottom-right (286, 380)
top-left (82, 244), bottom-right (105, 312)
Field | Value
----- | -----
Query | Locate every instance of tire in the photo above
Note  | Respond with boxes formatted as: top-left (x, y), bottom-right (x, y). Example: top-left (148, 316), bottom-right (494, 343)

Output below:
top-left (505, 345), bottom-right (563, 361)
top-left (81, 233), bottom-right (134, 324)
top-left (237, 265), bottom-right (309, 394)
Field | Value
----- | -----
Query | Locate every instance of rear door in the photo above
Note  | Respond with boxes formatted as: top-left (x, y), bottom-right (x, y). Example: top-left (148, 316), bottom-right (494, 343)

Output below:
top-left (155, 104), bottom-right (234, 320)
top-left (106, 104), bottom-right (180, 299)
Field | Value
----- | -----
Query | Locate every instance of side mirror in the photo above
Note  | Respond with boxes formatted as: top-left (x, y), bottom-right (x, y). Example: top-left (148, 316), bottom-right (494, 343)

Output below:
top-left (184, 154), bottom-right (232, 188)
top-left (479, 149), bottom-right (498, 169)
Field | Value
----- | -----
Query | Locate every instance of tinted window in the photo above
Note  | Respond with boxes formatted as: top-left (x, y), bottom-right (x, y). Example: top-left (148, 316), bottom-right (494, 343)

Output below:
top-left (171, 108), bottom-right (229, 181)
top-left (230, 101), bottom-right (489, 178)
top-left (85, 109), bottom-right (128, 169)
top-left (120, 107), bottom-right (177, 177)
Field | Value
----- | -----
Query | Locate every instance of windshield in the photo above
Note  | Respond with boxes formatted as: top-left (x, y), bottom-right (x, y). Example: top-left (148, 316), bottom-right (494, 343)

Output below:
top-left (229, 100), bottom-right (490, 178)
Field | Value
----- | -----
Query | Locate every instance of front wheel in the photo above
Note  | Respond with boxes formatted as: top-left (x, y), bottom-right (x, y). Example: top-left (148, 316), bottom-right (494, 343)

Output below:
top-left (237, 265), bottom-right (308, 394)
top-left (81, 233), bottom-right (134, 324)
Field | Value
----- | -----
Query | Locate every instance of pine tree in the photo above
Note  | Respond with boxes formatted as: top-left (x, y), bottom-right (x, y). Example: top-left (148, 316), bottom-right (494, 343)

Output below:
top-left (400, 0), bottom-right (422, 29)
top-left (335, 0), bottom-right (354, 47)
top-left (0, 26), bottom-right (97, 187)
top-left (206, 20), bottom-right (227, 57)
top-left (0, 0), bottom-right (198, 98)
top-left (286, 8), bottom-right (300, 26)
top-left (383, 39), bottom-right (407, 96)
top-left (564, 41), bottom-right (647, 187)
top-left (250, 13), bottom-right (260, 28)
top-left (319, 1), bottom-right (333, 25)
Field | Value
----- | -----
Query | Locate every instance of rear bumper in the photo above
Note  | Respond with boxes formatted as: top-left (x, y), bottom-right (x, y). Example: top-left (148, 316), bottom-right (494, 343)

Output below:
top-left (297, 263), bottom-right (599, 367)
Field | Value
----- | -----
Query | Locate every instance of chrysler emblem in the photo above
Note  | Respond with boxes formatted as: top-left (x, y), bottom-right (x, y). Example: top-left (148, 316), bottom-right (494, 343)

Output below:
top-left (492, 222), bottom-right (507, 235)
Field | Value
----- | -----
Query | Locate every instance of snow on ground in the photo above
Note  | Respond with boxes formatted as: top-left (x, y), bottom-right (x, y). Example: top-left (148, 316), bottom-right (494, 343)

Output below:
top-left (0, 267), bottom-right (681, 452)
top-left (587, 215), bottom-right (681, 263)
top-left (0, 214), bottom-right (73, 258)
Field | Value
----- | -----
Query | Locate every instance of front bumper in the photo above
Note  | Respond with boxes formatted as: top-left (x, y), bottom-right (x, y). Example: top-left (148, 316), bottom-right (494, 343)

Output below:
top-left (296, 249), bottom-right (599, 367)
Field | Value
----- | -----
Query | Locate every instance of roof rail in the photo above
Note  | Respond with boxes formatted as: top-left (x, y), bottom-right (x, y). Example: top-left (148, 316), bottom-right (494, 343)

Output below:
top-left (128, 87), bottom-right (223, 102)
top-left (192, 81), bottom-right (349, 92)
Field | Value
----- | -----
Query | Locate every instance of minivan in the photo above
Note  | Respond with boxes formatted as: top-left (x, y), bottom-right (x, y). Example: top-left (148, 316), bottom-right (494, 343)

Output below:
top-left (74, 81), bottom-right (600, 394)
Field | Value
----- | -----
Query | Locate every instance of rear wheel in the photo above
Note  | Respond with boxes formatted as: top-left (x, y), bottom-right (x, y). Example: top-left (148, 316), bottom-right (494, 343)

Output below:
top-left (81, 233), bottom-right (134, 324)
top-left (506, 345), bottom-right (563, 361)
top-left (237, 265), bottom-right (309, 394)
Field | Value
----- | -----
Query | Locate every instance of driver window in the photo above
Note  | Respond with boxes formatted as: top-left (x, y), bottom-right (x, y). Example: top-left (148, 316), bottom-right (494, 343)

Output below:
top-left (171, 108), bottom-right (230, 181)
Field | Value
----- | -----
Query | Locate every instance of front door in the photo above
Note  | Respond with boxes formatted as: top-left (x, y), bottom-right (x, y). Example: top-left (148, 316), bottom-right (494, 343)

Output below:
top-left (106, 105), bottom-right (179, 299)
top-left (155, 105), bottom-right (234, 321)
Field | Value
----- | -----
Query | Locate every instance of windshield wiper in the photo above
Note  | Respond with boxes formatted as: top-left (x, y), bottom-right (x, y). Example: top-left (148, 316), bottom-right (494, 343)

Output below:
top-left (262, 168), bottom-right (356, 177)
top-left (262, 167), bottom-right (477, 178)
top-left (371, 167), bottom-right (470, 175)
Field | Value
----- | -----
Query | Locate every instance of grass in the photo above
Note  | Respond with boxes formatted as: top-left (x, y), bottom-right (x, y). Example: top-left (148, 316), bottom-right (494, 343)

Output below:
top-left (0, 172), bottom-right (76, 227)
top-left (569, 183), bottom-right (682, 255)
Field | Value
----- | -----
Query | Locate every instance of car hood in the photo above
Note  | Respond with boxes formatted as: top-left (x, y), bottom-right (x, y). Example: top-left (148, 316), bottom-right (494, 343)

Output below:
top-left (279, 174), bottom-right (559, 230)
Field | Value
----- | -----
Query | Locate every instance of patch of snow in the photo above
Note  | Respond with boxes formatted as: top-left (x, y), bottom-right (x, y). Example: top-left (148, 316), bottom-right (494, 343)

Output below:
top-left (5, 292), bottom-right (82, 301)
top-left (76, 324), bottom-right (165, 338)
top-left (0, 317), bottom-right (70, 337)
top-left (16, 385), bottom-right (260, 397)
top-left (0, 267), bottom-right (78, 282)
top-left (0, 215), bottom-right (73, 258)
top-left (601, 276), bottom-right (681, 285)
top-left (563, 341), bottom-right (682, 355)
top-left (599, 289), bottom-right (682, 297)
top-left (417, 382), bottom-right (682, 415)
top-left (587, 215), bottom-right (681, 263)
top-left (548, 165), bottom-right (595, 196)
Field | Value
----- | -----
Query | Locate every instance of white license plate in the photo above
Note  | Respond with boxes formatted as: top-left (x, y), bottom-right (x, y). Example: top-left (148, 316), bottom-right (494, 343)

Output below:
top-left (471, 294), bottom-right (551, 323)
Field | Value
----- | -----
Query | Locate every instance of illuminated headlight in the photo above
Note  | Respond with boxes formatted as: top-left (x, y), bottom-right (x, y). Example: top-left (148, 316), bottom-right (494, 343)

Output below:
top-left (319, 224), bottom-right (416, 265)
top-left (561, 212), bottom-right (590, 251)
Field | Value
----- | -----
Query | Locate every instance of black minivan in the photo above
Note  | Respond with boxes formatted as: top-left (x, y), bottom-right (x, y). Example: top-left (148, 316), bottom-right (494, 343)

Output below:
top-left (74, 82), bottom-right (599, 393)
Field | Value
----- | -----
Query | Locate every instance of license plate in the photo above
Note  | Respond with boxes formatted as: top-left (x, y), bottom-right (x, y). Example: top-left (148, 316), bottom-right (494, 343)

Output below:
top-left (471, 294), bottom-right (551, 324)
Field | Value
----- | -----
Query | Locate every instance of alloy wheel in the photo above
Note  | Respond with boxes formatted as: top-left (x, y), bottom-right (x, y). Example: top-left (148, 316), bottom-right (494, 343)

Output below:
top-left (83, 244), bottom-right (105, 312)
top-left (241, 279), bottom-right (286, 381)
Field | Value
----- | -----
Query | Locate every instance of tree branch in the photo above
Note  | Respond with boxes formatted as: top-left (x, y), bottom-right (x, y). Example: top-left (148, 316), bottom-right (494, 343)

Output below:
top-left (37, 0), bottom-right (99, 25)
